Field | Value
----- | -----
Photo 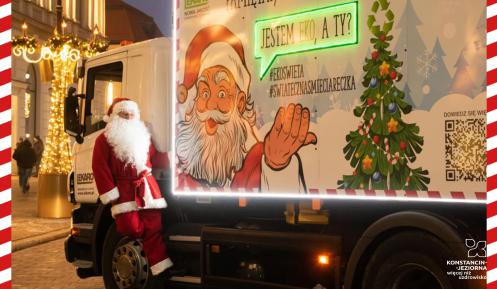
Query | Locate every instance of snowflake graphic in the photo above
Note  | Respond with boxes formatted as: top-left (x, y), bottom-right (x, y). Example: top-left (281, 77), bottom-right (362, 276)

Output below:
top-left (417, 50), bottom-right (438, 80)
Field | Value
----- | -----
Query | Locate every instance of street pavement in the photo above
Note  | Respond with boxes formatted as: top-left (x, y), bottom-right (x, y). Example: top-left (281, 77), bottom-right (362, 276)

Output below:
top-left (12, 238), bottom-right (104, 289)
top-left (11, 176), bottom-right (105, 288)
top-left (11, 176), bottom-right (70, 242)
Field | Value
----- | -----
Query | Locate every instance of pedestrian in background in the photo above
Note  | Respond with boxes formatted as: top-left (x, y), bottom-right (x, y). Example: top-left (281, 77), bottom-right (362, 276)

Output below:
top-left (13, 139), bottom-right (37, 193)
top-left (32, 136), bottom-right (44, 176)
top-left (16, 137), bottom-right (23, 149)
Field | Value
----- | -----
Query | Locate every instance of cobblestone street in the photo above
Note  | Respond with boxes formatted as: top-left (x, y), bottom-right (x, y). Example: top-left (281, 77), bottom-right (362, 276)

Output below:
top-left (11, 176), bottom-right (70, 242)
top-left (12, 238), bottom-right (105, 289)
top-left (11, 176), bottom-right (104, 288)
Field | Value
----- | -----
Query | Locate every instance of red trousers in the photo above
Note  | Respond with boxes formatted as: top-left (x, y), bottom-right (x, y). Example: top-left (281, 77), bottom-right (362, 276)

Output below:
top-left (115, 209), bottom-right (172, 275)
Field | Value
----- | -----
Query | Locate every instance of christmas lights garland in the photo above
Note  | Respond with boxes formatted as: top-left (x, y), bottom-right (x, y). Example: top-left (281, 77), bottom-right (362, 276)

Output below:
top-left (12, 24), bottom-right (109, 175)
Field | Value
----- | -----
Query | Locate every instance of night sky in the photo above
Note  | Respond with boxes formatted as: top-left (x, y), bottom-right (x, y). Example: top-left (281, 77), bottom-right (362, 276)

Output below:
top-left (122, 0), bottom-right (172, 37)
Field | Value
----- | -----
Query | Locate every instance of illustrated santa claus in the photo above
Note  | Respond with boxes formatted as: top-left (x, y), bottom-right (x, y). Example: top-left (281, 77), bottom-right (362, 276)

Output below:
top-left (92, 98), bottom-right (172, 276)
top-left (176, 25), bottom-right (317, 193)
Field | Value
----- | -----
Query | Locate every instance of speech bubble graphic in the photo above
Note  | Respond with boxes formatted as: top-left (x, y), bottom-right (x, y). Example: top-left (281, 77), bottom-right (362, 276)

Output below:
top-left (255, 1), bottom-right (358, 79)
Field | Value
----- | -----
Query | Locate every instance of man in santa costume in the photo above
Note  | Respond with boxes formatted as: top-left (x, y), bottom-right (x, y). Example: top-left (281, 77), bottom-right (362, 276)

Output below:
top-left (92, 98), bottom-right (172, 276)
top-left (176, 25), bottom-right (317, 192)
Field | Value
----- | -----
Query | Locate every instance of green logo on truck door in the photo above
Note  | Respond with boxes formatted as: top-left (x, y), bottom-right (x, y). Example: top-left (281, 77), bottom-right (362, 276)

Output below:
top-left (185, 0), bottom-right (208, 9)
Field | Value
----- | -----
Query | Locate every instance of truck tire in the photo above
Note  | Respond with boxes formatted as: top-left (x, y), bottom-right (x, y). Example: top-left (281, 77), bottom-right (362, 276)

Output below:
top-left (102, 223), bottom-right (160, 289)
top-left (362, 231), bottom-right (468, 289)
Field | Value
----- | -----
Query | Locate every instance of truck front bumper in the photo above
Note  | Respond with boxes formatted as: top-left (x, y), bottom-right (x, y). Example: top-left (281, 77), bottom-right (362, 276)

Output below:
top-left (64, 224), bottom-right (95, 271)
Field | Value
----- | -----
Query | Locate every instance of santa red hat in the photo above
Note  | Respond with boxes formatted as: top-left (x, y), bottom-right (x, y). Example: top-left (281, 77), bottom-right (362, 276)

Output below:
top-left (177, 25), bottom-right (251, 104)
top-left (103, 98), bottom-right (140, 122)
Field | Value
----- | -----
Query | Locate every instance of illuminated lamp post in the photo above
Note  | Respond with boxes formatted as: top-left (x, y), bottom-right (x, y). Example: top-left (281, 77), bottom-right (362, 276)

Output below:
top-left (12, 3), bottom-right (108, 218)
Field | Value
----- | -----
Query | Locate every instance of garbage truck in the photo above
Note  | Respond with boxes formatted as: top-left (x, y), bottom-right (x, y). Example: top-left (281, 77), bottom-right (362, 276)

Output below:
top-left (63, 0), bottom-right (487, 288)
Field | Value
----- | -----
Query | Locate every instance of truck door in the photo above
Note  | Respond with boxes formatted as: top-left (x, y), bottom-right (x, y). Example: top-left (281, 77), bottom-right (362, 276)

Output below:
top-left (74, 57), bottom-right (127, 203)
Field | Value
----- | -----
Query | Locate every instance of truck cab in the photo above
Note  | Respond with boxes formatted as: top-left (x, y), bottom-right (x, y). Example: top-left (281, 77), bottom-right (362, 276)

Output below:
top-left (64, 37), bottom-right (177, 288)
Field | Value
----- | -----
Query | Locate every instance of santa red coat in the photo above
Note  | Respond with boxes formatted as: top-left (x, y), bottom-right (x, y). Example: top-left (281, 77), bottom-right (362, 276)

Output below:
top-left (92, 134), bottom-right (167, 217)
top-left (177, 142), bottom-right (263, 191)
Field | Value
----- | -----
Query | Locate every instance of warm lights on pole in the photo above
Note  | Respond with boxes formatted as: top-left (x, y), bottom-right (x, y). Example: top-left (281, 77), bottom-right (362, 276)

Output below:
top-left (12, 22), bottom-right (109, 175)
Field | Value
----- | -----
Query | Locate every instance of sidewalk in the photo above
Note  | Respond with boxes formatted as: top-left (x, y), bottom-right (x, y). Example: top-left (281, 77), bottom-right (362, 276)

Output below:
top-left (11, 176), bottom-right (71, 251)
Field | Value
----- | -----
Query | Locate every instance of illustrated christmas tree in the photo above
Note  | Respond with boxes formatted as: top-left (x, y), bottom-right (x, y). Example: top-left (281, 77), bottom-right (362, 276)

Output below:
top-left (403, 83), bottom-right (415, 107)
top-left (394, 0), bottom-right (426, 107)
top-left (479, 76), bottom-right (487, 95)
top-left (340, 61), bottom-right (358, 111)
top-left (311, 104), bottom-right (318, 123)
top-left (449, 7), bottom-right (485, 97)
top-left (449, 50), bottom-right (478, 96)
top-left (338, 0), bottom-right (430, 191)
top-left (420, 38), bottom-right (452, 110)
top-left (471, 7), bottom-right (486, 95)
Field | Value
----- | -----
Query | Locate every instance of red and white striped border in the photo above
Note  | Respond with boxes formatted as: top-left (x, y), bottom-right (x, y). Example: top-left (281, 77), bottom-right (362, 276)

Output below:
top-left (175, 186), bottom-right (486, 202)
top-left (0, 1), bottom-right (10, 288)
top-left (489, 0), bottom-right (497, 287)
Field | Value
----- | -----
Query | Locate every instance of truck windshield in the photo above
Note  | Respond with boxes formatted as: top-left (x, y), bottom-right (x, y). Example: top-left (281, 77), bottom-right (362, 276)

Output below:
top-left (85, 61), bottom-right (123, 135)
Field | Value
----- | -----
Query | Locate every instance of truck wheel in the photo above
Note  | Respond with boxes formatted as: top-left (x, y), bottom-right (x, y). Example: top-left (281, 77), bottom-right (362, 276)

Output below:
top-left (362, 231), bottom-right (466, 289)
top-left (102, 223), bottom-right (159, 289)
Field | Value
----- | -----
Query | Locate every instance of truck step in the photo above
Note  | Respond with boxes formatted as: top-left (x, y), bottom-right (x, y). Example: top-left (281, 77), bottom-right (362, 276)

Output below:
top-left (170, 276), bottom-right (201, 284)
top-left (202, 227), bottom-right (341, 251)
top-left (169, 235), bottom-right (201, 242)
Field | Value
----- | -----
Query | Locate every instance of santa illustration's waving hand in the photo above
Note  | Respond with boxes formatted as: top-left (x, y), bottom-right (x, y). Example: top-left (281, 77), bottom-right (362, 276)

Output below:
top-left (92, 98), bottom-right (173, 276)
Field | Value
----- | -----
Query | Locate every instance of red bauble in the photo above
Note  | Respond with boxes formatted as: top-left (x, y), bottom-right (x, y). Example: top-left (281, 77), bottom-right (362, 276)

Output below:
top-left (400, 141), bottom-right (407, 150)
top-left (373, 135), bottom-right (380, 144)
top-left (372, 51), bottom-right (379, 60)
top-left (362, 140), bottom-right (367, 145)
top-left (379, 34), bottom-right (386, 42)
top-left (367, 98), bottom-right (375, 106)
top-left (390, 70), bottom-right (397, 80)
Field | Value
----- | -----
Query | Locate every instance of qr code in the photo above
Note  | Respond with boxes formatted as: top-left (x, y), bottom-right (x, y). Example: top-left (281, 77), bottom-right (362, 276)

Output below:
top-left (445, 118), bottom-right (486, 182)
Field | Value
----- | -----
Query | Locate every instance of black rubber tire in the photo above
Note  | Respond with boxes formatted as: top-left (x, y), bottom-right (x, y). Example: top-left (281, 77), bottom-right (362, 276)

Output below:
top-left (362, 231), bottom-right (469, 289)
top-left (101, 223), bottom-right (160, 289)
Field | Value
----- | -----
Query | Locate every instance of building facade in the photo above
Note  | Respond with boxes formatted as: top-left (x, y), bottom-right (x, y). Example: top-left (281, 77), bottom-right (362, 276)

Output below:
top-left (11, 0), bottom-right (105, 160)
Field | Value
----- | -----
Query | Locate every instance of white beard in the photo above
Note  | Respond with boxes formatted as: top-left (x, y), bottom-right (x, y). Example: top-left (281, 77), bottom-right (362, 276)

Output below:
top-left (104, 116), bottom-right (151, 174)
top-left (176, 107), bottom-right (247, 187)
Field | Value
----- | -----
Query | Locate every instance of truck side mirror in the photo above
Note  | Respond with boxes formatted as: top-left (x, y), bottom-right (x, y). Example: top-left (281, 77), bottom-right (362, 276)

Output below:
top-left (64, 87), bottom-right (85, 144)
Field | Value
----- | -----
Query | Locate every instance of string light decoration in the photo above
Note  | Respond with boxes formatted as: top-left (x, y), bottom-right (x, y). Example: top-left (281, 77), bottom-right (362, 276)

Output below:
top-left (24, 92), bottom-right (30, 118)
top-left (12, 22), bottom-right (109, 175)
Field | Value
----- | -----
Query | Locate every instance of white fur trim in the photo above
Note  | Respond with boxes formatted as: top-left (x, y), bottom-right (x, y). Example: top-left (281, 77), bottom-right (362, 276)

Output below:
top-left (113, 100), bottom-right (139, 114)
top-left (142, 180), bottom-right (168, 209)
top-left (111, 201), bottom-right (138, 218)
top-left (150, 258), bottom-right (174, 276)
top-left (144, 197), bottom-right (167, 210)
top-left (100, 187), bottom-right (119, 204)
top-left (199, 42), bottom-right (250, 93)
top-left (110, 100), bottom-right (141, 119)
top-left (103, 115), bottom-right (110, 123)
